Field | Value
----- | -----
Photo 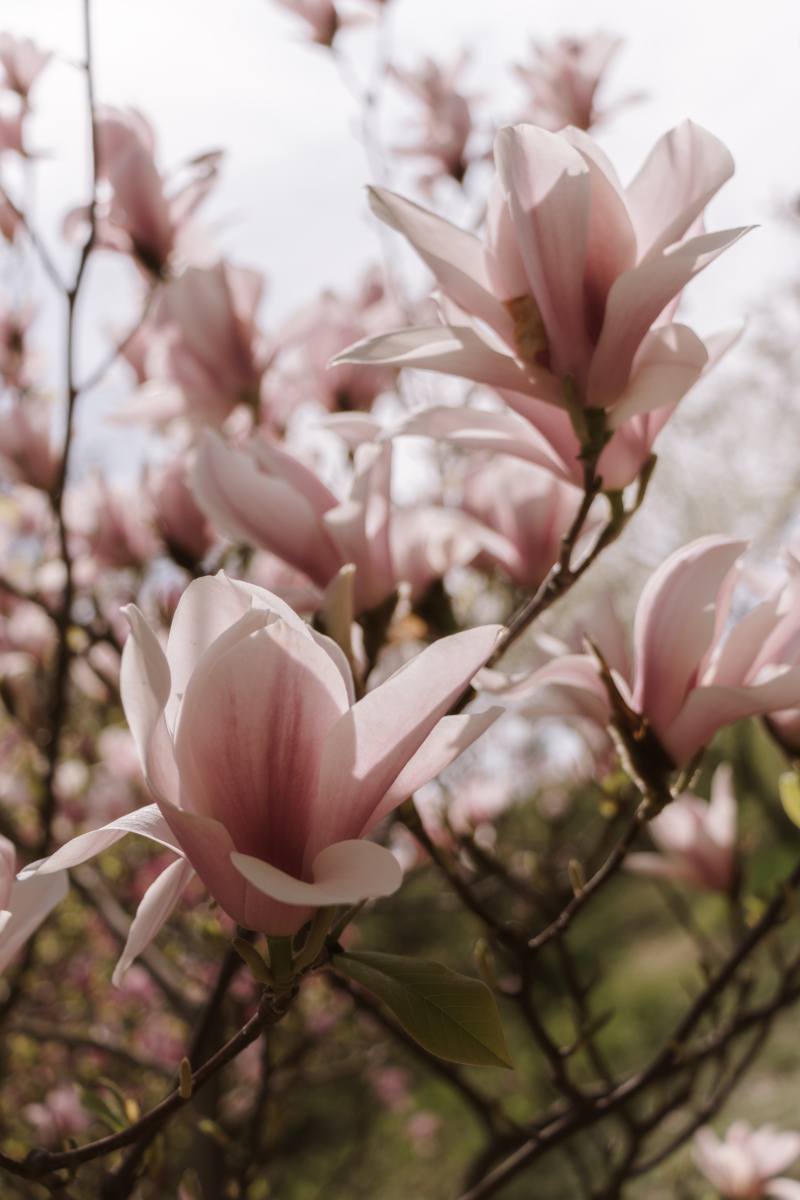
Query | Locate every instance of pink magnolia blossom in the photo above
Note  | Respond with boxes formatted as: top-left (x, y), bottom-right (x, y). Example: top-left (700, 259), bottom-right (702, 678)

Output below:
top-left (513, 34), bottom-right (624, 132)
top-left (460, 454), bottom-right (593, 588)
top-left (480, 537), bottom-right (800, 769)
top-left (146, 454), bottom-right (216, 568)
top-left (272, 0), bottom-right (340, 46)
top-left (391, 54), bottom-right (475, 186)
top-left (119, 263), bottom-right (268, 428)
top-left (625, 764), bottom-right (737, 890)
top-left (26, 574), bottom-right (502, 954)
top-left (334, 121), bottom-right (748, 463)
top-left (0, 111), bottom-right (23, 156)
top-left (0, 34), bottom-right (52, 102)
top-left (64, 107), bottom-right (219, 275)
top-left (66, 475), bottom-right (159, 574)
top-left (22, 1086), bottom-right (91, 1147)
top-left (192, 420), bottom-right (521, 615)
top-left (0, 400), bottom-right (61, 493)
top-left (263, 270), bottom-right (400, 423)
top-left (693, 1121), bottom-right (800, 1200)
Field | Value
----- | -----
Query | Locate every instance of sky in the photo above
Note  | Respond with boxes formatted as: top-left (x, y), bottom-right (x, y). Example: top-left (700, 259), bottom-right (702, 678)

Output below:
top-left (1, 0), bottom-right (800, 486)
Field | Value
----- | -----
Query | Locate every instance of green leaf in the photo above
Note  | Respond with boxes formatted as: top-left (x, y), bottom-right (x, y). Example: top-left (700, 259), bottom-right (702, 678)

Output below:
top-left (780, 771), bottom-right (800, 828)
top-left (77, 1085), bottom-right (127, 1133)
top-left (332, 950), bottom-right (513, 1069)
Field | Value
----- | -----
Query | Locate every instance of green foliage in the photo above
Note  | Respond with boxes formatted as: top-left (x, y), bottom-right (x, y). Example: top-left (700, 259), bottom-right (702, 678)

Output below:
top-left (332, 950), bottom-right (513, 1069)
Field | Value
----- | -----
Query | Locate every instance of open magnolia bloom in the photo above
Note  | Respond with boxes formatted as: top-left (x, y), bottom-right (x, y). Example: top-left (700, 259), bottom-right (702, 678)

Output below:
top-left (24, 575), bottom-right (502, 970)
top-left (625, 764), bottom-right (737, 891)
top-left (479, 537), bottom-right (800, 770)
top-left (333, 120), bottom-right (748, 481)
top-left (192, 419), bottom-right (522, 615)
top-left (693, 1121), bottom-right (800, 1200)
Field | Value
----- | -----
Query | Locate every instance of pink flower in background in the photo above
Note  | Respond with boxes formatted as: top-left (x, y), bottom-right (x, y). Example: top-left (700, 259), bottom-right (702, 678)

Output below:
top-left (0, 400), bottom-right (61, 493)
top-left (146, 454), bottom-right (216, 568)
top-left (0, 111), bottom-right (23, 156)
top-left (22, 1086), bottom-right (90, 1147)
top-left (626, 764), bottom-right (737, 890)
top-left (693, 1121), bottom-right (800, 1199)
top-left (66, 475), bottom-right (159, 574)
top-left (481, 537), bottom-right (800, 768)
top-left (460, 454), bottom-right (592, 588)
top-left (513, 34), bottom-right (624, 132)
top-left (0, 188), bottom-right (22, 241)
top-left (391, 54), bottom-right (475, 187)
top-left (334, 121), bottom-right (747, 452)
top-left (273, 0), bottom-right (340, 46)
top-left (263, 269), bottom-right (400, 423)
top-left (64, 107), bottom-right (219, 275)
top-left (192, 420), bottom-right (520, 615)
top-left (119, 263), bottom-right (268, 429)
top-left (0, 33), bottom-right (52, 103)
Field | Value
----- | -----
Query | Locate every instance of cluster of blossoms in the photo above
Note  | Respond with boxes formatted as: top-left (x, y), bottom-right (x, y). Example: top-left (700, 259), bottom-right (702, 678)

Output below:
top-left (1, 13), bottom-right (800, 1197)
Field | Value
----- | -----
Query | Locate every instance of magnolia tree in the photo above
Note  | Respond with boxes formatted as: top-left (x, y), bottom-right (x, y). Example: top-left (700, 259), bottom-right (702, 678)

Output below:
top-left (1, 3), bottom-right (800, 1199)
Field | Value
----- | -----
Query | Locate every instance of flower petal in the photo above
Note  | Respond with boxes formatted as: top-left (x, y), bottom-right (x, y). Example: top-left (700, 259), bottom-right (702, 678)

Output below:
top-left (232, 838), bottom-right (402, 905)
top-left (0, 870), bottom-right (68, 974)
top-left (494, 124), bottom-right (593, 384)
top-left (368, 186), bottom-right (514, 342)
top-left (607, 323), bottom-right (708, 428)
top-left (20, 805), bottom-right (183, 876)
top-left (111, 856), bottom-right (195, 987)
top-left (363, 708), bottom-right (503, 833)
top-left (310, 624), bottom-right (502, 859)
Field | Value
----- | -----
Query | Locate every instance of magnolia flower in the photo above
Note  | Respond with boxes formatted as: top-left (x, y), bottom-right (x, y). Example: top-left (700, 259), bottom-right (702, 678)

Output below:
top-left (391, 54), bottom-right (475, 186)
top-left (119, 263), bottom-right (268, 430)
top-left (626, 764), bottom-right (737, 890)
top-left (513, 34), bottom-right (624, 132)
top-left (693, 1121), bottom-right (800, 1199)
top-left (263, 269), bottom-right (400, 422)
top-left (0, 400), bottom-right (61, 493)
top-left (272, 0), bottom-right (340, 45)
top-left (192, 420), bottom-right (521, 615)
top-left (25, 574), bottom-right (502, 960)
top-left (0, 834), bottom-right (68, 974)
top-left (0, 34), bottom-right (52, 103)
top-left (64, 107), bottom-right (219, 275)
top-left (460, 454), bottom-right (592, 588)
top-left (146, 454), bottom-right (216, 568)
top-left (481, 537), bottom-right (800, 769)
top-left (334, 121), bottom-right (747, 468)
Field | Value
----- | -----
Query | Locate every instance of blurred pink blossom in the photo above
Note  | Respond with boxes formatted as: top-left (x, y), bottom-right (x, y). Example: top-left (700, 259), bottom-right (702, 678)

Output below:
top-left (273, 0), bottom-right (340, 46)
top-left (693, 1121), bottom-right (800, 1200)
top-left (23, 1086), bottom-right (91, 1147)
top-left (391, 54), bottom-right (475, 187)
top-left (626, 763), bottom-right (737, 891)
top-left (513, 34), bottom-right (624, 132)
top-left (146, 454), bottom-right (216, 568)
top-left (0, 400), bottom-right (61, 493)
top-left (0, 33), bottom-right (52, 103)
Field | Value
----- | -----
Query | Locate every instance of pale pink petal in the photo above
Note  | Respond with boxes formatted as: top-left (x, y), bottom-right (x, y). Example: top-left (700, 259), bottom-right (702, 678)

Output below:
top-left (368, 187), bottom-right (514, 342)
top-left (192, 433), bottom-right (342, 586)
top-left (607, 323), bottom-right (708, 428)
top-left (706, 764), bottom-right (737, 849)
top-left (662, 666), bottom-right (800, 765)
top-left (157, 800), bottom-right (313, 936)
top-left (0, 835), bottom-right (15, 911)
top-left (249, 436), bottom-right (339, 520)
top-left (120, 604), bottom-right (180, 804)
top-left (174, 620), bottom-right (349, 877)
top-left (559, 127), bottom-right (637, 339)
top-left (22, 805), bottom-right (183, 875)
top-left (393, 405), bottom-right (574, 482)
top-left (332, 325), bottom-right (542, 396)
top-left (767, 1180), bottom-right (800, 1200)
top-left (231, 838), bottom-right (403, 906)
top-left (494, 124), bottom-right (593, 383)
top-left (310, 624), bottom-right (502, 859)
top-left (625, 121), bottom-right (735, 262)
top-left (363, 708), bottom-right (503, 833)
top-left (624, 852), bottom-right (699, 886)
top-left (0, 871), bottom-right (68, 974)
top-left (111, 857), bottom-right (195, 987)
top-left (632, 537), bottom-right (747, 738)
top-left (587, 226), bottom-right (752, 409)
top-left (703, 595), bottom-right (782, 688)
top-left (484, 175), bottom-right (531, 304)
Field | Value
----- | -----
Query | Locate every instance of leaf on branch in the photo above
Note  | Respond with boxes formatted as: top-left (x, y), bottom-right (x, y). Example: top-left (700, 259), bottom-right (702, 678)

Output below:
top-left (332, 950), bottom-right (513, 1068)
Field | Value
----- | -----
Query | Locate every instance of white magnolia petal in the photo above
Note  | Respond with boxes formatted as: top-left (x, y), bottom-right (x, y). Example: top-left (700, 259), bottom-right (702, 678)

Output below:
top-left (20, 805), bottom-right (183, 876)
top-left (112, 857), bottom-right (195, 987)
top-left (0, 870), bottom-right (69, 974)
top-left (231, 839), bottom-right (402, 906)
